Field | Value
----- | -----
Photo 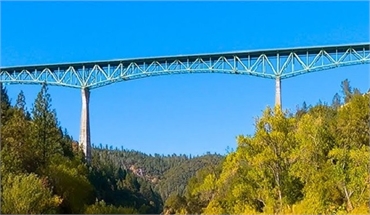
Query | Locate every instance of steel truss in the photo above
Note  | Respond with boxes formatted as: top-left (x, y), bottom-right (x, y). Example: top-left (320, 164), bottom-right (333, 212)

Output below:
top-left (1, 43), bottom-right (369, 89)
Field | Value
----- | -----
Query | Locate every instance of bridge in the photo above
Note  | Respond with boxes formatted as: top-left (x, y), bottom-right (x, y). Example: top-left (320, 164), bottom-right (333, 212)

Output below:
top-left (1, 43), bottom-right (369, 162)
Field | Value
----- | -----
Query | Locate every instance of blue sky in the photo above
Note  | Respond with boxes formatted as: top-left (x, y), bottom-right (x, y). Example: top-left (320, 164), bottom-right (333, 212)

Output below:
top-left (1, 2), bottom-right (369, 156)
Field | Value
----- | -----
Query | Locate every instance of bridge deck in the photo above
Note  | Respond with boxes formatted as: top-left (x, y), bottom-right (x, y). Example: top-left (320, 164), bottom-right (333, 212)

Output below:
top-left (1, 43), bottom-right (369, 89)
top-left (2, 43), bottom-right (369, 70)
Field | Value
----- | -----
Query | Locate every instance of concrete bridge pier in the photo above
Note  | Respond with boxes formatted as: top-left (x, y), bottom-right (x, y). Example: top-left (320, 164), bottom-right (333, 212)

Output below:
top-left (79, 87), bottom-right (91, 163)
top-left (275, 76), bottom-right (282, 108)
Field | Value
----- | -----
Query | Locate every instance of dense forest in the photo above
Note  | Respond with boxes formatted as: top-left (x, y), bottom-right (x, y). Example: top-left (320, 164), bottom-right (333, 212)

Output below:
top-left (91, 147), bottom-right (223, 201)
top-left (1, 79), bottom-right (369, 214)
top-left (0, 84), bottom-right (223, 214)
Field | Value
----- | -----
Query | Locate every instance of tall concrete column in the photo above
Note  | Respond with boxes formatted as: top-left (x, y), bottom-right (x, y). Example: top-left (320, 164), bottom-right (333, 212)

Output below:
top-left (79, 87), bottom-right (91, 163)
top-left (275, 77), bottom-right (282, 108)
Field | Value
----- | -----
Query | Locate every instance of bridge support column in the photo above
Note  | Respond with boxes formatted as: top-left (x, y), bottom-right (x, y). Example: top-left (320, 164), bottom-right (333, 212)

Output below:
top-left (275, 77), bottom-right (282, 108)
top-left (79, 87), bottom-right (91, 163)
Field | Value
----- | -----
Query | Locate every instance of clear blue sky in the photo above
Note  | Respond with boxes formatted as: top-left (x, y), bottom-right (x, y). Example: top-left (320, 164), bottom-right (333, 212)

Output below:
top-left (1, 2), bottom-right (369, 156)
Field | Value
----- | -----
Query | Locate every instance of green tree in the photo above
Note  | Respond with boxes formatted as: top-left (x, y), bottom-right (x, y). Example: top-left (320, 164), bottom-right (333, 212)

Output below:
top-left (183, 164), bottom-right (222, 214)
top-left (290, 108), bottom-right (339, 214)
top-left (341, 79), bottom-right (353, 103)
top-left (31, 84), bottom-right (63, 171)
top-left (58, 127), bottom-right (75, 158)
top-left (0, 84), bottom-right (12, 127)
top-left (1, 91), bottom-right (34, 174)
top-left (328, 93), bottom-right (370, 213)
top-left (246, 107), bottom-right (301, 213)
top-left (163, 194), bottom-right (187, 214)
top-left (45, 155), bottom-right (94, 213)
top-left (16, 90), bottom-right (31, 120)
top-left (85, 200), bottom-right (137, 214)
top-left (332, 93), bottom-right (342, 109)
top-left (1, 173), bottom-right (62, 214)
top-left (204, 106), bottom-right (302, 214)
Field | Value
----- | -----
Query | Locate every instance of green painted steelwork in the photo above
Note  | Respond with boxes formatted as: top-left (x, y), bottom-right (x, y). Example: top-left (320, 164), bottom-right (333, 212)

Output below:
top-left (1, 43), bottom-right (369, 89)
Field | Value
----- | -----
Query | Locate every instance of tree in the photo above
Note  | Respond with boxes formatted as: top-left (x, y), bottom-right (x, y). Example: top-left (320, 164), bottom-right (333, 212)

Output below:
top-left (163, 194), bottom-right (187, 214)
top-left (84, 200), bottom-right (137, 214)
top-left (204, 107), bottom-right (302, 214)
top-left (45, 155), bottom-right (94, 213)
top-left (31, 84), bottom-right (63, 171)
top-left (1, 173), bottom-right (62, 214)
top-left (327, 93), bottom-right (370, 213)
top-left (0, 84), bottom-right (12, 127)
top-left (341, 79), bottom-right (353, 103)
top-left (1, 94), bottom-right (34, 173)
top-left (332, 93), bottom-right (342, 109)
top-left (58, 127), bottom-right (75, 158)
top-left (15, 90), bottom-right (31, 119)
top-left (290, 109), bottom-right (338, 214)
top-left (243, 107), bottom-right (301, 213)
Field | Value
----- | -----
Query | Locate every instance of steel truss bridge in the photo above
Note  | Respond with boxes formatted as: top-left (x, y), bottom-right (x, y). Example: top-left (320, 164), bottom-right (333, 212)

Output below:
top-left (1, 43), bottom-right (369, 162)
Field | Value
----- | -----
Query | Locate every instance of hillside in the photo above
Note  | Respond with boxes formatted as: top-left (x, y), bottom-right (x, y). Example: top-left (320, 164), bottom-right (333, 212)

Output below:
top-left (91, 147), bottom-right (224, 200)
top-left (1, 79), bottom-right (368, 214)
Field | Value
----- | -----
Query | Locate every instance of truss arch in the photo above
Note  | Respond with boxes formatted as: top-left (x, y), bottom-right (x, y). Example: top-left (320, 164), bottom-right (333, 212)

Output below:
top-left (1, 43), bottom-right (369, 89)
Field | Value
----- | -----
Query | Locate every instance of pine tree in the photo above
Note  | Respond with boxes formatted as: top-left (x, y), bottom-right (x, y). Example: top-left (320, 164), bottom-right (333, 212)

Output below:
top-left (341, 79), bottom-right (353, 103)
top-left (31, 84), bottom-right (63, 171)
top-left (332, 93), bottom-right (342, 109)
top-left (0, 84), bottom-right (12, 131)
top-left (15, 90), bottom-right (31, 120)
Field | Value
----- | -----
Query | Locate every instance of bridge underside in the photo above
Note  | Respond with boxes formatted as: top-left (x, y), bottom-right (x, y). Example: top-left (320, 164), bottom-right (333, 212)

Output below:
top-left (1, 43), bottom-right (369, 162)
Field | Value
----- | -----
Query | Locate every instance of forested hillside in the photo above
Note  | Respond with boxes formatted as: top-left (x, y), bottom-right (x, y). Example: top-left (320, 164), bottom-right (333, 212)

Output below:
top-left (0, 84), bottom-right (223, 214)
top-left (163, 79), bottom-right (370, 214)
top-left (91, 147), bottom-right (224, 200)
top-left (1, 79), bottom-right (369, 214)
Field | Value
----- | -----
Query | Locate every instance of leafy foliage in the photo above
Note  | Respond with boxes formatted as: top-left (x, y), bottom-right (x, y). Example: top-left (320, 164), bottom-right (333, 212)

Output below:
top-left (1, 79), bottom-right (368, 214)
top-left (162, 79), bottom-right (370, 214)
top-left (0, 85), bottom-right (173, 214)
top-left (1, 173), bottom-right (62, 214)
top-left (84, 200), bottom-right (138, 214)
